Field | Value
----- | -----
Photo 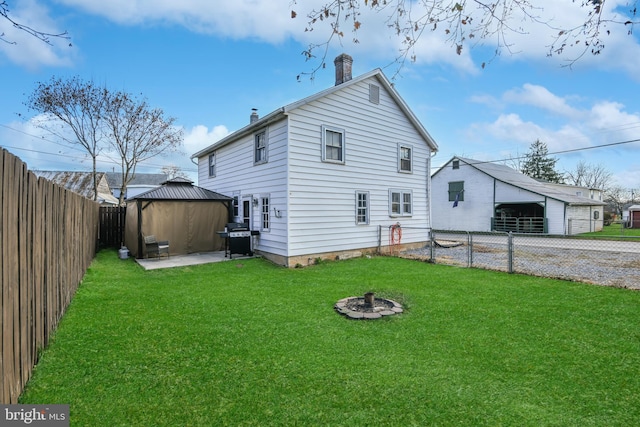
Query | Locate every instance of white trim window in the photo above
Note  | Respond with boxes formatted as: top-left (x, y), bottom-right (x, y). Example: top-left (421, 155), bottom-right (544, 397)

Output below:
top-left (398, 144), bottom-right (413, 173)
top-left (254, 129), bottom-right (268, 164)
top-left (389, 189), bottom-right (412, 216)
top-left (356, 191), bottom-right (370, 225)
top-left (321, 125), bottom-right (345, 164)
top-left (208, 153), bottom-right (216, 177)
top-left (232, 192), bottom-right (240, 218)
top-left (261, 196), bottom-right (270, 231)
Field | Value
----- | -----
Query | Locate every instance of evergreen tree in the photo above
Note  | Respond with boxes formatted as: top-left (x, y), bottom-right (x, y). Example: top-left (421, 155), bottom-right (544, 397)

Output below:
top-left (520, 140), bottom-right (564, 183)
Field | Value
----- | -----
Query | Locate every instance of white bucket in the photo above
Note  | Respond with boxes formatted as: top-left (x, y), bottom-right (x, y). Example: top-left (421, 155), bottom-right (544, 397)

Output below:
top-left (118, 247), bottom-right (129, 259)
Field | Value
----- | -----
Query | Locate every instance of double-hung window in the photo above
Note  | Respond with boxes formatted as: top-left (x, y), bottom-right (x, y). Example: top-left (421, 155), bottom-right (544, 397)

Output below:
top-left (322, 125), bottom-right (345, 164)
top-left (398, 144), bottom-right (413, 173)
top-left (356, 191), bottom-right (369, 225)
top-left (389, 189), bottom-right (412, 216)
top-left (208, 153), bottom-right (215, 177)
top-left (254, 129), bottom-right (267, 164)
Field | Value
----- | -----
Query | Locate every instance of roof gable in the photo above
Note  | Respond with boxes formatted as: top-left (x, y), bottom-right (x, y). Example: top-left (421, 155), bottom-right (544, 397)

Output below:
top-left (192, 68), bottom-right (438, 159)
top-left (435, 157), bottom-right (605, 206)
top-left (34, 170), bottom-right (119, 204)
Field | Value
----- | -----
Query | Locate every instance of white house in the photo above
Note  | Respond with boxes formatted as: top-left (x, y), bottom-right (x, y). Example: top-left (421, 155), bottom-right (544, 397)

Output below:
top-left (192, 54), bottom-right (439, 266)
top-left (105, 172), bottom-right (168, 202)
top-left (431, 157), bottom-right (606, 235)
top-left (35, 171), bottom-right (119, 205)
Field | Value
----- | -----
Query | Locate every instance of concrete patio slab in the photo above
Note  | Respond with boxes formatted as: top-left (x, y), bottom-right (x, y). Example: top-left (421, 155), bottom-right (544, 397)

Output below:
top-left (135, 251), bottom-right (254, 270)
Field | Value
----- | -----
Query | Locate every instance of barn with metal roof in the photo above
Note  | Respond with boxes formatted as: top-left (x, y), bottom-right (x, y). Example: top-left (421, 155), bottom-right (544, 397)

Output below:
top-left (124, 177), bottom-right (232, 258)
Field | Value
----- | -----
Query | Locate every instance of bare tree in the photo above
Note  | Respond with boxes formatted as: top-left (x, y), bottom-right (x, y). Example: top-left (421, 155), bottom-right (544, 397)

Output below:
top-left (103, 92), bottom-right (183, 205)
top-left (291, 0), bottom-right (638, 78)
top-left (604, 185), bottom-right (633, 220)
top-left (26, 76), bottom-right (107, 200)
top-left (1, 1), bottom-right (70, 45)
top-left (564, 160), bottom-right (612, 191)
top-left (27, 76), bottom-right (184, 205)
top-left (161, 164), bottom-right (189, 180)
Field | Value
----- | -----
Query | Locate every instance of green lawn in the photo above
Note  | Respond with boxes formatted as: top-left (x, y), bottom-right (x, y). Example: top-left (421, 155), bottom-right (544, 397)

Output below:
top-left (20, 250), bottom-right (640, 426)
top-left (581, 221), bottom-right (640, 238)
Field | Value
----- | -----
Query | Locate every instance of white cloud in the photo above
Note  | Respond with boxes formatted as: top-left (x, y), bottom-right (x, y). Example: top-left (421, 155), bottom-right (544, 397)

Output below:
top-left (503, 84), bottom-right (581, 119)
top-left (0, 0), bottom-right (74, 69)
top-left (6, 0), bottom-right (637, 76)
top-left (183, 124), bottom-right (229, 156)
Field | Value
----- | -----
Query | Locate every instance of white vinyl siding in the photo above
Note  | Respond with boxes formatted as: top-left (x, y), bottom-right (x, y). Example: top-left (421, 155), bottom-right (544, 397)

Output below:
top-left (286, 77), bottom-right (431, 256)
top-left (196, 119), bottom-right (288, 257)
top-left (196, 73), bottom-right (435, 262)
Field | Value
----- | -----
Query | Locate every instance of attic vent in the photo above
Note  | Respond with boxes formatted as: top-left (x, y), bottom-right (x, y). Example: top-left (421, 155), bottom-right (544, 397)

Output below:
top-left (369, 84), bottom-right (380, 104)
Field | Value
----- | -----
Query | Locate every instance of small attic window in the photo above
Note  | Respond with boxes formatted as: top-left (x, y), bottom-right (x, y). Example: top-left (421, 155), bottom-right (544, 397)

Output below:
top-left (452, 160), bottom-right (460, 170)
top-left (369, 84), bottom-right (380, 104)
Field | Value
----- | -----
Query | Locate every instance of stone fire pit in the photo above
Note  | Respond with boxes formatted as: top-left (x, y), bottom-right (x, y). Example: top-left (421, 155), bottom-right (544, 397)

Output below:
top-left (334, 292), bottom-right (403, 320)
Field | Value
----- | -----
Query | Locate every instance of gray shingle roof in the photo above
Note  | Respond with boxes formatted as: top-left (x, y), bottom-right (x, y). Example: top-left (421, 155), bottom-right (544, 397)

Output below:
top-left (34, 170), bottom-right (119, 204)
top-left (450, 157), bottom-right (606, 206)
top-left (130, 177), bottom-right (232, 201)
top-left (105, 172), bottom-right (168, 188)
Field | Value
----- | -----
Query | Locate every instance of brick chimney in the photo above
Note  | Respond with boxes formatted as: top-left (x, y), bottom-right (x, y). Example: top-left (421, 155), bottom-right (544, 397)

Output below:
top-left (334, 53), bottom-right (353, 85)
top-left (250, 108), bottom-right (259, 124)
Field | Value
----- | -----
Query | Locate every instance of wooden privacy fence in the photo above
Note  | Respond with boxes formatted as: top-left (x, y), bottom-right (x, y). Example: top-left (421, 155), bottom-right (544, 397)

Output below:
top-left (1, 148), bottom-right (100, 404)
top-left (99, 206), bottom-right (126, 248)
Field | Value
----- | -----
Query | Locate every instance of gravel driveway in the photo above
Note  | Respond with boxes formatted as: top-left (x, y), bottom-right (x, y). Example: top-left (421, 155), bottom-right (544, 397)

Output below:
top-left (403, 237), bottom-right (640, 290)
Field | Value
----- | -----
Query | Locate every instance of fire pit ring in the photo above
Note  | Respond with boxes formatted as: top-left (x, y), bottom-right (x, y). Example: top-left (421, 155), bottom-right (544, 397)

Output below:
top-left (334, 293), bottom-right (403, 320)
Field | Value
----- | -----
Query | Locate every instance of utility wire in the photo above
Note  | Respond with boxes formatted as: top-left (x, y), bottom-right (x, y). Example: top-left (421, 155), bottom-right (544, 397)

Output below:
top-left (434, 137), bottom-right (640, 169)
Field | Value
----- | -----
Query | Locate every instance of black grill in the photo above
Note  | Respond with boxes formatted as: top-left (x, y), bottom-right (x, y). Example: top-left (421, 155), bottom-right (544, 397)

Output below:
top-left (226, 222), bottom-right (252, 258)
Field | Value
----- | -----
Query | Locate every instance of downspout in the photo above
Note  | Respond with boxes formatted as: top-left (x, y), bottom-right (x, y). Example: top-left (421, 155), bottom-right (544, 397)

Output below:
top-left (427, 151), bottom-right (436, 236)
top-left (493, 178), bottom-right (497, 230)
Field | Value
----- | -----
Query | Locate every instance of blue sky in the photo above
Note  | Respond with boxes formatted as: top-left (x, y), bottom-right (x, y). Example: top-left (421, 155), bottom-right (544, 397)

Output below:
top-left (1, 0), bottom-right (640, 189)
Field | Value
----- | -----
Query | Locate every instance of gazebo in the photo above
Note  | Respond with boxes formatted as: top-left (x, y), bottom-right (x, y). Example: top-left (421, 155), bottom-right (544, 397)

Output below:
top-left (124, 177), bottom-right (232, 258)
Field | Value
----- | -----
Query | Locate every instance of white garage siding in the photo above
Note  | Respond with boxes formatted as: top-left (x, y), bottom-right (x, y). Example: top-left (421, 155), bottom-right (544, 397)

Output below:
top-left (431, 161), bottom-right (495, 231)
top-left (566, 205), bottom-right (604, 234)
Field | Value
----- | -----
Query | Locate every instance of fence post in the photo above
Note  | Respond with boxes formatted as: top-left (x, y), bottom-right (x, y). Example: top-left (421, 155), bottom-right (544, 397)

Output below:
top-left (507, 231), bottom-right (514, 273)
top-left (468, 232), bottom-right (473, 267)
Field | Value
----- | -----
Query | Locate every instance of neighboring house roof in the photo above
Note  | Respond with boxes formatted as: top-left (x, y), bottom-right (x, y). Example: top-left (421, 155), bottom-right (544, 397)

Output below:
top-left (130, 177), bottom-right (232, 201)
top-left (434, 157), bottom-right (606, 206)
top-left (105, 172), bottom-right (168, 189)
top-left (191, 68), bottom-right (438, 160)
top-left (35, 171), bottom-right (119, 205)
top-left (629, 205), bottom-right (640, 211)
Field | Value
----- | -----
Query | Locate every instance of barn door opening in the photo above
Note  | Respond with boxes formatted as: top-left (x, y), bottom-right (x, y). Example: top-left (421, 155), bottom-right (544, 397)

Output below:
top-left (493, 203), bottom-right (545, 233)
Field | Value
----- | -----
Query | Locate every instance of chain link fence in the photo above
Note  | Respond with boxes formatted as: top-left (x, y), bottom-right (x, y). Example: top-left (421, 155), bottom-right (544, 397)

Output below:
top-left (395, 228), bottom-right (640, 290)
